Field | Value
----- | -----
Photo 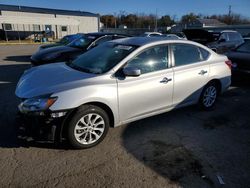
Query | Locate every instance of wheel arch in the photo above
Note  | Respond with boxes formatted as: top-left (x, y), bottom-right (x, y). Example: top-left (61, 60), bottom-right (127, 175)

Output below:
top-left (206, 79), bottom-right (222, 94)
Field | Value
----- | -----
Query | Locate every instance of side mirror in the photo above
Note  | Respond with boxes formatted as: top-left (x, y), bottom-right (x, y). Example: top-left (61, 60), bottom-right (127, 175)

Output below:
top-left (123, 67), bottom-right (141, 77)
top-left (219, 38), bottom-right (226, 43)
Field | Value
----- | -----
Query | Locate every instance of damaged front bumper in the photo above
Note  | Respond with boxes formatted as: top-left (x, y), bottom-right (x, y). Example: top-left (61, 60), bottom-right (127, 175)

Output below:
top-left (16, 110), bottom-right (69, 143)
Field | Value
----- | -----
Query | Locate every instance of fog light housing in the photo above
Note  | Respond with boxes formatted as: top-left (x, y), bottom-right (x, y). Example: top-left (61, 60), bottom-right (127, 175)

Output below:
top-left (51, 112), bottom-right (67, 118)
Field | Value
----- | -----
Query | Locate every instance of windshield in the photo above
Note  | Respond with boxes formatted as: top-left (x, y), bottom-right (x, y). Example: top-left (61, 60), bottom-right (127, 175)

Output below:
top-left (68, 42), bottom-right (137, 74)
top-left (68, 35), bottom-right (96, 49)
top-left (59, 35), bottom-right (80, 45)
top-left (236, 40), bottom-right (250, 53)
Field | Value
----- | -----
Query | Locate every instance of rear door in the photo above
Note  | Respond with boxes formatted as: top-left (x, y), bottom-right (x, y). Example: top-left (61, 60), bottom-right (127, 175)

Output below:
top-left (171, 43), bottom-right (211, 107)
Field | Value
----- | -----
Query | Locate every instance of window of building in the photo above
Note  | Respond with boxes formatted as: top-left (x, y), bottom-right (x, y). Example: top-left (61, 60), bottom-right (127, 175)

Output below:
top-left (33, 24), bottom-right (40, 31)
top-left (125, 45), bottom-right (169, 74)
top-left (61, 26), bottom-right (67, 32)
top-left (45, 25), bottom-right (52, 31)
top-left (3, 23), bottom-right (12, 31)
top-left (172, 44), bottom-right (208, 66)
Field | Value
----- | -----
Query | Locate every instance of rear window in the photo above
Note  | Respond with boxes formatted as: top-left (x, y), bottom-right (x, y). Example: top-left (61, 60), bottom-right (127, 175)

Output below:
top-left (228, 32), bottom-right (243, 41)
top-left (236, 40), bottom-right (250, 53)
top-left (172, 44), bottom-right (210, 66)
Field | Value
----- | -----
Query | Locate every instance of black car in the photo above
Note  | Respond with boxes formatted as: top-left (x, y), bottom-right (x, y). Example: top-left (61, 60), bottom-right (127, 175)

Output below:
top-left (31, 33), bottom-right (129, 66)
top-left (226, 39), bottom-right (250, 76)
top-left (207, 30), bottom-right (244, 54)
top-left (38, 33), bottom-right (83, 50)
top-left (183, 29), bottom-right (215, 45)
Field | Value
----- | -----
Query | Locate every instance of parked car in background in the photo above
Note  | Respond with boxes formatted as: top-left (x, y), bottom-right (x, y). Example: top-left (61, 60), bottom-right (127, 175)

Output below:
top-left (207, 30), bottom-right (244, 53)
top-left (159, 34), bottom-right (185, 40)
top-left (31, 33), bottom-right (129, 66)
top-left (38, 33), bottom-right (83, 50)
top-left (183, 29), bottom-right (215, 45)
top-left (225, 38), bottom-right (250, 76)
top-left (140, 32), bottom-right (162, 37)
top-left (16, 37), bottom-right (231, 149)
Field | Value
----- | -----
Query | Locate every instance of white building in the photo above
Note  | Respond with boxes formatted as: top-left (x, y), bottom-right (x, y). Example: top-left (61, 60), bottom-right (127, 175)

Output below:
top-left (0, 4), bottom-right (100, 40)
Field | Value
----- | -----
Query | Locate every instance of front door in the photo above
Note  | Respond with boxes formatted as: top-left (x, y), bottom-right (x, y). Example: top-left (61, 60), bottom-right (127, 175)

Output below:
top-left (117, 45), bottom-right (173, 123)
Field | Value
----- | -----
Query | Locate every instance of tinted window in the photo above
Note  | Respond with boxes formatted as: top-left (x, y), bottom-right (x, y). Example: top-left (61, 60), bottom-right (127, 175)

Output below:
top-left (68, 36), bottom-right (94, 49)
top-left (172, 44), bottom-right (205, 66)
top-left (228, 33), bottom-right (242, 41)
top-left (125, 45), bottom-right (169, 74)
top-left (219, 33), bottom-right (228, 41)
top-left (236, 40), bottom-right (250, 53)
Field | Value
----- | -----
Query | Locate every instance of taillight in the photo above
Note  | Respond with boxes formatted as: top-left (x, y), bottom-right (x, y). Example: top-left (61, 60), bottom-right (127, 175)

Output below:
top-left (225, 60), bottom-right (232, 70)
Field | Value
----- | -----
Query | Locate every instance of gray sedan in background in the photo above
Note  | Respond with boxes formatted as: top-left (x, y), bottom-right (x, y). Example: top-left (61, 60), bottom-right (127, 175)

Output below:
top-left (16, 37), bottom-right (231, 149)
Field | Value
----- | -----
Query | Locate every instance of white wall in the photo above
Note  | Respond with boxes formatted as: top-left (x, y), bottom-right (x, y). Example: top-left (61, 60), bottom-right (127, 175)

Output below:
top-left (0, 10), bottom-right (99, 38)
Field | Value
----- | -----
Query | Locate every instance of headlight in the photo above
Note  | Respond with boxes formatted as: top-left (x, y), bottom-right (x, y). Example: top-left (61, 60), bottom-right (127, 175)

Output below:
top-left (42, 53), bottom-right (60, 61)
top-left (19, 96), bottom-right (57, 113)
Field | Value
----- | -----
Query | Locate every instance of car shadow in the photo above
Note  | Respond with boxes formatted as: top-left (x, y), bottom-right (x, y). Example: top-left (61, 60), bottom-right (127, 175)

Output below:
top-left (4, 55), bottom-right (31, 63)
top-left (231, 74), bottom-right (250, 87)
top-left (121, 85), bottom-right (250, 187)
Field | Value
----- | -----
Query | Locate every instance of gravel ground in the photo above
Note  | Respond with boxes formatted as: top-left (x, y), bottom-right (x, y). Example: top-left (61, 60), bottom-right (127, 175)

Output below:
top-left (0, 44), bottom-right (249, 188)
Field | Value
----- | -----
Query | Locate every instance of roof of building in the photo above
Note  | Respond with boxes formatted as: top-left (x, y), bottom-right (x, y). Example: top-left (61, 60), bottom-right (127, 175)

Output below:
top-left (0, 4), bottom-right (99, 17)
top-left (197, 18), bottom-right (226, 26)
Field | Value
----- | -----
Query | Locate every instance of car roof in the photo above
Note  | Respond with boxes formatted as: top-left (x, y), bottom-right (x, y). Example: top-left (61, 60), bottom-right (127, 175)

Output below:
top-left (86, 32), bottom-right (128, 37)
top-left (111, 37), bottom-right (186, 46)
top-left (221, 30), bottom-right (239, 33)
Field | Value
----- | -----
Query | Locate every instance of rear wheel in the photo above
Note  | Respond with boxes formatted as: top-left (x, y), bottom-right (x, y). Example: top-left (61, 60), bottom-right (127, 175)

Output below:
top-left (199, 82), bottom-right (218, 110)
top-left (67, 105), bottom-right (109, 149)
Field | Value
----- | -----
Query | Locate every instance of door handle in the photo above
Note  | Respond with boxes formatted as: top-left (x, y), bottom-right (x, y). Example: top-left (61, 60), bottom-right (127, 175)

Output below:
top-left (198, 70), bottom-right (208, 75)
top-left (160, 77), bottom-right (172, 83)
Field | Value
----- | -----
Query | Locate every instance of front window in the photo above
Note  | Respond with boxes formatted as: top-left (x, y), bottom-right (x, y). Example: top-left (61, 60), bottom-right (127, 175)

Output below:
top-left (236, 40), bottom-right (250, 53)
top-left (125, 45), bottom-right (169, 74)
top-left (69, 42), bottom-right (137, 74)
top-left (219, 33), bottom-right (228, 41)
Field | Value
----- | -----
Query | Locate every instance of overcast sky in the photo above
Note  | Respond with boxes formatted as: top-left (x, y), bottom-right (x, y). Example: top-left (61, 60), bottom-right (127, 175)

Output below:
top-left (1, 0), bottom-right (250, 20)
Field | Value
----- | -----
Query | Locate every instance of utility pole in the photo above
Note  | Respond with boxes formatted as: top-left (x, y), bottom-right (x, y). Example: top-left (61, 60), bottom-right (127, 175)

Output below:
top-left (228, 5), bottom-right (232, 17)
top-left (228, 5), bottom-right (232, 25)
top-left (154, 9), bottom-right (158, 32)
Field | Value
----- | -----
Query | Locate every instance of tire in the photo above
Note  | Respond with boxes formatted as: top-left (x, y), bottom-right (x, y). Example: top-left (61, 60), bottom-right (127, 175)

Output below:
top-left (67, 105), bottom-right (109, 149)
top-left (199, 82), bottom-right (218, 110)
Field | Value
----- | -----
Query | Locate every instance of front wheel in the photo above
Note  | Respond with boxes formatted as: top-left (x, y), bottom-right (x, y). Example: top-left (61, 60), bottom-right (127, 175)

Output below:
top-left (199, 83), bottom-right (218, 110)
top-left (67, 105), bottom-right (109, 149)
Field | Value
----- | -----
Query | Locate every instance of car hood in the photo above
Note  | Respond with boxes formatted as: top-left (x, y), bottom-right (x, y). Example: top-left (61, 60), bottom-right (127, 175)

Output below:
top-left (15, 62), bottom-right (96, 99)
top-left (32, 46), bottom-right (81, 60)
top-left (40, 43), bottom-right (62, 49)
